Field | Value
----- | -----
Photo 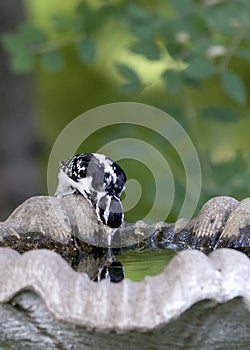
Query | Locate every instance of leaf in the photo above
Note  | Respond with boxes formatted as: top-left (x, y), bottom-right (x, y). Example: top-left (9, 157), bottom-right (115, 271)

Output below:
top-left (165, 41), bottom-right (182, 58)
top-left (201, 4), bottom-right (236, 36)
top-left (40, 51), bottom-right (64, 72)
top-left (126, 3), bottom-right (151, 21)
top-left (75, 2), bottom-right (91, 19)
top-left (116, 63), bottom-right (142, 94)
top-left (162, 70), bottom-right (183, 94)
top-left (189, 38), bottom-right (216, 58)
top-left (221, 70), bottom-right (246, 105)
top-left (1, 33), bottom-right (23, 53)
top-left (1, 22), bottom-right (47, 73)
top-left (51, 15), bottom-right (74, 32)
top-left (184, 59), bottom-right (216, 80)
top-left (129, 39), bottom-right (160, 60)
top-left (200, 106), bottom-right (242, 122)
top-left (10, 51), bottom-right (34, 73)
top-left (76, 38), bottom-right (96, 63)
top-left (129, 22), bottom-right (154, 41)
top-left (19, 23), bottom-right (47, 45)
top-left (236, 48), bottom-right (250, 61)
top-left (171, 0), bottom-right (197, 14)
top-left (1, 23), bottom-right (46, 53)
top-left (76, 2), bottom-right (103, 34)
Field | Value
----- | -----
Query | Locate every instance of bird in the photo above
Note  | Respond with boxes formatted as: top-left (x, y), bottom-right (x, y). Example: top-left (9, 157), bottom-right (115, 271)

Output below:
top-left (55, 153), bottom-right (127, 230)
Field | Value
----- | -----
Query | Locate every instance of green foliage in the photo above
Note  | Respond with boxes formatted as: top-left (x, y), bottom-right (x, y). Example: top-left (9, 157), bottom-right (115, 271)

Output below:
top-left (116, 63), bottom-right (142, 94)
top-left (237, 48), bottom-right (250, 61)
top-left (130, 39), bottom-right (161, 60)
top-left (2, 0), bottom-right (249, 104)
top-left (162, 70), bottom-right (183, 95)
top-left (200, 106), bottom-right (242, 122)
top-left (2, 22), bottom-right (47, 72)
top-left (203, 153), bottom-right (250, 200)
top-left (40, 51), bottom-right (64, 71)
top-left (184, 59), bottom-right (216, 80)
top-left (76, 38), bottom-right (96, 63)
top-left (221, 70), bottom-right (247, 105)
top-left (2, 0), bottom-right (250, 221)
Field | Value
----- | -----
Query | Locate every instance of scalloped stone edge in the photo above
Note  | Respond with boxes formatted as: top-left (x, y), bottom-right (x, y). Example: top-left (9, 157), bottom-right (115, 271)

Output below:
top-left (0, 247), bottom-right (249, 332)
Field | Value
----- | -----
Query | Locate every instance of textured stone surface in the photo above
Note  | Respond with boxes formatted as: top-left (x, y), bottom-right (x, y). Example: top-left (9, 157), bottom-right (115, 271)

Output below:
top-left (192, 196), bottom-right (239, 248)
top-left (1, 294), bottom-right (249, 350)
top-left (0, 195), bottom-right (156, 249)
top-left (0, 248), bottom-right (249, 333)
top-left (158, 196), bottom-right (249, 254)
top-left (0, 195), bottom-right (249, 252)
top-left (0, 194), bottom-right (249, 348)
top-left (217, 198), bottom-right (250, 250)
top-left (0, 248), bottom-right (249, 349)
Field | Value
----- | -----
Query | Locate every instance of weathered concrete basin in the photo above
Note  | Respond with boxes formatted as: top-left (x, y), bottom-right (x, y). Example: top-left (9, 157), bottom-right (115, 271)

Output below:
top-left (0, 194), bottom-right (249, 349)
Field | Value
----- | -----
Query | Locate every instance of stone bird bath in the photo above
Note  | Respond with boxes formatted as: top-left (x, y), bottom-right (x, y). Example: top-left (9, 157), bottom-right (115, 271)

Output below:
top-left (0, 194), bottom-right (249, 349)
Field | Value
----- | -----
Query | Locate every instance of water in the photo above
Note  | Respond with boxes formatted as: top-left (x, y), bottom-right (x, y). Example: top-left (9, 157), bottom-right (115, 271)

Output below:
top-left (116, 248), bottom-right (176, 281)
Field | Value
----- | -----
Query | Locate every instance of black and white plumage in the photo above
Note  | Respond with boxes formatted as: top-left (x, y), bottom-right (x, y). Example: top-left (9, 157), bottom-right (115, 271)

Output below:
top-left (55, 153), bottom-right (126, 229)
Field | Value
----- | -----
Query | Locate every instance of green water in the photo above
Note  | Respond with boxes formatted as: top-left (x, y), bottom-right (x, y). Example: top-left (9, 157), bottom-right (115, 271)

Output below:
top-left (117, 249), bottom-right (176, 281)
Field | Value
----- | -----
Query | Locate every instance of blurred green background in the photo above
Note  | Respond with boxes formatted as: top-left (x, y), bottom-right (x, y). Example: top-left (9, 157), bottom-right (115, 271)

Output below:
top-left (0, 0), bottom-right (250, 223)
